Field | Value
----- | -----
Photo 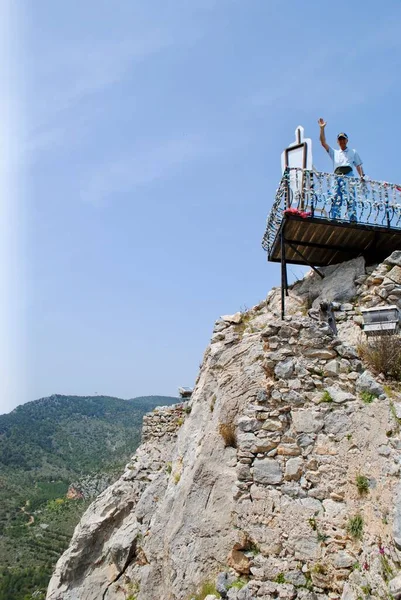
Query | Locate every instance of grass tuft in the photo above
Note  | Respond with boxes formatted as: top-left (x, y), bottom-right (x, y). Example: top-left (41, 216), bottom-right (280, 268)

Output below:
top-left (355, 474), bottom-right (369, 495)
top-left (219, 422), bottom-right (237, 448)
top-left (360, 391), bottom-right (376, 404)
top-left (321, 390), bottom-right (333, 403)
top-left (347, 514), bottom-right (363, 540)
top-left (358, 334), bottom-right (401, 380)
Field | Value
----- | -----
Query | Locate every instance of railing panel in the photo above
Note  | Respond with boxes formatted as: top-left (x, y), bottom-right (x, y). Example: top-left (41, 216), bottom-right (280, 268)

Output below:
top-left (262, 168), bottom-right (401, 253)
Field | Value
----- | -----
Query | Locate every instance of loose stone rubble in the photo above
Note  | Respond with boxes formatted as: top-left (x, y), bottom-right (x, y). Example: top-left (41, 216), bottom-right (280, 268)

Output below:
top-left (47, 252), bottom-right (401, 600)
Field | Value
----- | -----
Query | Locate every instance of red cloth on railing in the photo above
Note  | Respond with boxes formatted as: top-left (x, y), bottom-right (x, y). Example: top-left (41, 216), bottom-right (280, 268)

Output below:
top-left (283, 207), bottom-right (312, 218)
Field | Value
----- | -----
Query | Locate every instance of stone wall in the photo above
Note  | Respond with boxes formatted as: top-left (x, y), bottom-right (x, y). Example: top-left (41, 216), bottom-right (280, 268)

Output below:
top-left (227, 316), bottom-right (400, 600)
top-left (141, 402), bottom-right (190, 443)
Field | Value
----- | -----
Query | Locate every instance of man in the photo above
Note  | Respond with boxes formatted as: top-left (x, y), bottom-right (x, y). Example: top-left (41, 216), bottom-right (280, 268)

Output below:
top-left (318, 118), bottom-right (365, 221)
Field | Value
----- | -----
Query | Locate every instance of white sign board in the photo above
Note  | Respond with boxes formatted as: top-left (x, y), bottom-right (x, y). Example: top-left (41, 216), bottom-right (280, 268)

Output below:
top-left (280, 126), bottom-right (313, 208)
top-left (281, 125), bottom-right (313, 173)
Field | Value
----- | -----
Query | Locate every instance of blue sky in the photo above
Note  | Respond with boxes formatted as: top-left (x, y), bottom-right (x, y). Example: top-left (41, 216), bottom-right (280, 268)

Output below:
top-left (3, 0), bottom-right (401, 413)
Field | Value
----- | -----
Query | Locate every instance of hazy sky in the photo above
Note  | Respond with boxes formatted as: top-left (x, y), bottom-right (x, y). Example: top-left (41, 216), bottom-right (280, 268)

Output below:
top-left (2, 0), bottom-right (401, 413)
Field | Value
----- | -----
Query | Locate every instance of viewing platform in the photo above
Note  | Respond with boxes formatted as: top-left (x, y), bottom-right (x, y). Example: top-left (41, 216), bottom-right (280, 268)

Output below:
top-left (262, 167), bottom-right (401, 267)
top-left (261, 126), bottom-right (401, 317)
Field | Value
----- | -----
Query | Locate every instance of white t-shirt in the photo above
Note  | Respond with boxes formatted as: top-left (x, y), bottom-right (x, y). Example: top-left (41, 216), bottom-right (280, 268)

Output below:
top-left (327, 146), bottom-right (362, 173)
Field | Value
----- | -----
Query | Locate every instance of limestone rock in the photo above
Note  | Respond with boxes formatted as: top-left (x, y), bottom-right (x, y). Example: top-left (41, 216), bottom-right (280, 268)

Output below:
top-left (325, 385), bottom-right (356, 403)
top-left (274, 359), bottom-right (295, 379)
top-left (285, 457), bottom-right (303, 481)
top-left (332, 550), bottom-right (355, 569)
top-left (303, 348), bottom-right (337, 359)
top-left (389, 575), bottom-right (401, 599)
top-left (385, 250), bottom-right (401, 267)
top-left (387, 266), bottom-right (401, 284)
top-left (253, 458), bottom-right (283, 484)
top-left (227, 549), bottom-right (250, 574)
top-left (292, 409), bottom-right (324, 433)
top-left (341, 583), bottom-right (356, 600)
top-left (222, 312), bottom-right (243, 324)
top-left (356, 370), bottom-right (384, 397)
top-left (393, 482), bottom-right (401, 550)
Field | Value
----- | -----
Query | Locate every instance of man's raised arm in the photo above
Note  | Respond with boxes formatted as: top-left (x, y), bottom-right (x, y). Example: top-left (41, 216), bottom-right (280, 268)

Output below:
top-left (318, 118), bottom-right (330, 152)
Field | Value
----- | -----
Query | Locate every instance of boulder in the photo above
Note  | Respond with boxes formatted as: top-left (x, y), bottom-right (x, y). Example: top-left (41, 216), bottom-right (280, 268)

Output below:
top-left (294, 256), bottom-right (365, 306)
top-left (385, 251), bottom-right (401, 267)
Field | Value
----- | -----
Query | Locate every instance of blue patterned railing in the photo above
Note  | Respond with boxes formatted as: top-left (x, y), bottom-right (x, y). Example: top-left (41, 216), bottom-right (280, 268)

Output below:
top-left (262, 168), bottom-right (401, 254)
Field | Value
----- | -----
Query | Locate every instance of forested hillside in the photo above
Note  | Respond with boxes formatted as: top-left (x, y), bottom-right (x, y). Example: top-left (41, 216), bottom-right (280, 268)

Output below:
top-left (0, 394), bottom-right (178, 600)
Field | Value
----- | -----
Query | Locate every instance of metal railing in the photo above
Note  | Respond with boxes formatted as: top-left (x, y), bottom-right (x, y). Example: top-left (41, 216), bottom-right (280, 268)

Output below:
top-left (262, 168), bottom-right (401, 254)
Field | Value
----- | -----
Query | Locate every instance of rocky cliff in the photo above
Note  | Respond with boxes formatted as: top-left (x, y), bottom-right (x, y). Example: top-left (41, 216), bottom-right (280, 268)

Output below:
top-left (47, 253), bottom-right (401, 600)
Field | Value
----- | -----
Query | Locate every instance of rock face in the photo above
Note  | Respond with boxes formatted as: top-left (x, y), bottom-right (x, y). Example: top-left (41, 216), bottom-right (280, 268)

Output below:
top-left (47, 256), bottom-right (401, 600)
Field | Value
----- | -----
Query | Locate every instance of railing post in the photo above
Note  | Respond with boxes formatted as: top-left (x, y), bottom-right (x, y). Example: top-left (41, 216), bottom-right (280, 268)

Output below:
top-left (284, 167), bottom-right (290, 209)
top-left (385, 187), bottom-right (390, 228)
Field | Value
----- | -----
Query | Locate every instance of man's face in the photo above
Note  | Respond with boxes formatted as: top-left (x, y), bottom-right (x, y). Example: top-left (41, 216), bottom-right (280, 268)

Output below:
top-left (337, 137), bottom-right (348, 150)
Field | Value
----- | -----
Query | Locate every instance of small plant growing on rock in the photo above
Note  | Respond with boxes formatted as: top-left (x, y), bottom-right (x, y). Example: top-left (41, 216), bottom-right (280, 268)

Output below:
top-left (355, 474), bottom-right (369, 495)
top-left (308, 517), bottom-right (317, 531)
top-left (347, 514), bottom-right (363, 540)
top-left (166, 462), bottom-right (172, 474)
top-left (219, 422), bottom-right (237, 448)
top-left (312, 563), bottom-right (326, 574)
top-left (192, 581), bottom-right (221, 600)
top-left (317, 531), bottom-right (328, 543)
top-left (360, 584), bottom-right (371, 595)
top-left (360, 391), bottom-right (376, 404)
top-left (380, 554), bottom-right (393, 582)
top-left (321, 390), bottom-right (333, 403)
top-left (126, 581), bottom-right (140, 600)
top-left (210, 395), bottom-right (216, 412)
top-left (173, 472), bottom-right (181, 484)
top-left (390, 400), bottom-right (401, 429)
top-left (227, 578), bottom-right (247, 591)
top-left (247, 541), bottom-right (260, 556)
top-left (275, 573), bottom-right (285, 584)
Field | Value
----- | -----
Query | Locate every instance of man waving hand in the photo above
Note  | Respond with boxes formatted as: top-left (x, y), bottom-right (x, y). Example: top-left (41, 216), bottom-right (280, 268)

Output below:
top-left (318, 118), bottom-right (365, 221)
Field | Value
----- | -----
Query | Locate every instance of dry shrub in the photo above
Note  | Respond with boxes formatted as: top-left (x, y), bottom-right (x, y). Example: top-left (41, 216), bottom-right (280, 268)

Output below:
top-left (358, 334), bottom-right (401, 381)
top-left (219, 422), bottom-right (237, 448)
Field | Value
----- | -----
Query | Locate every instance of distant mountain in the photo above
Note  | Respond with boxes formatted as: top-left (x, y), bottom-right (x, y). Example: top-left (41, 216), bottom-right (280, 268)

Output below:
top-left (0, 394), bottom-right (178, 600)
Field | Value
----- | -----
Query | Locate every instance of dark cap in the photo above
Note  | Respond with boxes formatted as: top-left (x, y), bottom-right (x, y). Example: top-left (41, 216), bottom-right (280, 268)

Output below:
top-left (337, 132), bottom-right (348, 140)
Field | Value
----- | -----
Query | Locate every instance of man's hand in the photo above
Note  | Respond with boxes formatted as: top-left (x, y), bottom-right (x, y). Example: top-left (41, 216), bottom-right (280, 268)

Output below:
top-left (318, 118), bottom-right (329, 151)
